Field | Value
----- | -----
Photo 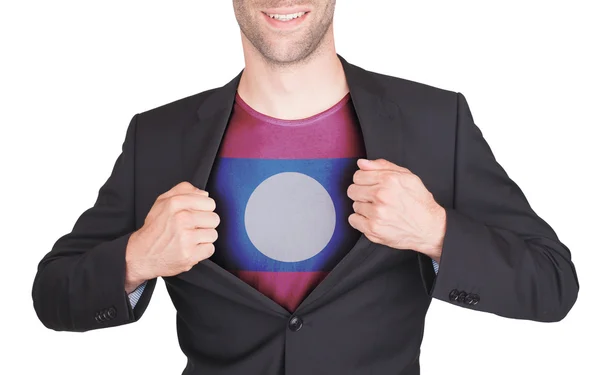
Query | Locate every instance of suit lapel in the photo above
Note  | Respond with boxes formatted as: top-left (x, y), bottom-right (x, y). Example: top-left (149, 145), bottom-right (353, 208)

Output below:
top-left (295, 55), bottom-right (406, 311)
top-left (181, 71), bottom-right (292, 316)
top-left (180, 55), bottom-right (405, 315)
top-left (182, 71), bottom-right (242, 191)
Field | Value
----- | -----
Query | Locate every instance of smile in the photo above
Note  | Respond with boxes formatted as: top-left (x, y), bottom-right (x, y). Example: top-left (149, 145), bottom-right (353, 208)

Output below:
top-left (264, 11), bottom-right (307, 21)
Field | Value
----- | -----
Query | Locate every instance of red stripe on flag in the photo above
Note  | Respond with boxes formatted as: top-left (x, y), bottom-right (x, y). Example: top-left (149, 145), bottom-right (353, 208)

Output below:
top-left (231, 270), bottom-right (329, 312)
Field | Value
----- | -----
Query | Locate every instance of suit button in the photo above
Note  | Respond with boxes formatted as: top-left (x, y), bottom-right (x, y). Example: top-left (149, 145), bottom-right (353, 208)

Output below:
top-left (95, 315), bottom-right (102, 323)
top-left (107, 307), bottom-right (116, 319)
top-left (465, 294), bottom-right (474, 305)
top-left (471, 294), bottom-right (480, 305)
top-left (449, 289), bottom-right (460, 301)
top-left (288, 316), bottom-right (303, 332)
top-left (457, 291), bottom-right (467, 303)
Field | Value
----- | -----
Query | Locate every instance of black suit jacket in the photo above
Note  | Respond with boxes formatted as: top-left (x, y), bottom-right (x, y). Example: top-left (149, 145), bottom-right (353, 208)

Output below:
top-left (32, 55), bottom-right (579, 375)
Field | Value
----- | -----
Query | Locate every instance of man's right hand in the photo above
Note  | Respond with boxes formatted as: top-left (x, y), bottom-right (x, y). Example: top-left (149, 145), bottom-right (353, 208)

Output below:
top-left (124, 181), bottom-right (220, 293)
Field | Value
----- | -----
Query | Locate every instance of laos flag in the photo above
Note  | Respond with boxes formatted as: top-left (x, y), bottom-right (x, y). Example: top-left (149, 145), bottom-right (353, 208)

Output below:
top-left (205, 93), bottom-right (365, 312)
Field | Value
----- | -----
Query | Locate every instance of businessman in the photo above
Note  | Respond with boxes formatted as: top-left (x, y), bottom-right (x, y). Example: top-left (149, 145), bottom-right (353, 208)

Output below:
top-left (32, 1), bottom-right (579, 374)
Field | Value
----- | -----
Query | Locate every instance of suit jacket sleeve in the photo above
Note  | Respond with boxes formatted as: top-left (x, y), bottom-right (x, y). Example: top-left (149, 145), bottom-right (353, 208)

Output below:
top-left (32, 114), bottom-right (156, 332)
top-left (418, 92), bottom-right (579, 322)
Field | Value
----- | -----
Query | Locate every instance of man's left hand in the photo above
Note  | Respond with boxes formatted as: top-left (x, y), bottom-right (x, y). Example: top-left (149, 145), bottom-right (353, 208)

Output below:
top-left (347, 158), bottom-right (446, 262)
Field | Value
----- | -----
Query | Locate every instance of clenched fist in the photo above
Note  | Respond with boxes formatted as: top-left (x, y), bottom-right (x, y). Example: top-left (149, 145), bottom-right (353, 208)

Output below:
top-left (124, 181), bottom-right (220, 293)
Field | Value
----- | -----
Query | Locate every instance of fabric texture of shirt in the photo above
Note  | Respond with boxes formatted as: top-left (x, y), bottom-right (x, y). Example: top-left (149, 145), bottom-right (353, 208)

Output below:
top-left (203, 92), bottom-right (365, 312)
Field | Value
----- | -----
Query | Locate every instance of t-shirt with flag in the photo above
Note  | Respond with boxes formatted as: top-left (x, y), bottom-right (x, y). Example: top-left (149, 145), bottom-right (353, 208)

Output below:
top-left (204, 92), bottom-right (366, 313)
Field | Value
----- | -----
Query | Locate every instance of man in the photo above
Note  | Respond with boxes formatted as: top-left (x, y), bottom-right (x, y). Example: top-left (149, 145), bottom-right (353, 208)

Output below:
top-left (32, 1), bottom-right (579, 374)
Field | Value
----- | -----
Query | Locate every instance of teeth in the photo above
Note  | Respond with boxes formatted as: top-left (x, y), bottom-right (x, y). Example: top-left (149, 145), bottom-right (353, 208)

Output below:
top-left (266, 11), bottom-right (306, 21)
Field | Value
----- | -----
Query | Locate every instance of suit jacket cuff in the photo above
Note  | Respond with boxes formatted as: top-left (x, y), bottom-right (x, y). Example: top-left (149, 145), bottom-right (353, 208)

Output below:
top-left (68, 232), bottom-right (136, 331)
top-left (419, 207), bottom-right (578, 321)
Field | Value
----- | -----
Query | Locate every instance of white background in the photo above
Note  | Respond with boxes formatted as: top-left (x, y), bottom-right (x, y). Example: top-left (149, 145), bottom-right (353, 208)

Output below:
top-left (2, 1), bottom-right (599, 374)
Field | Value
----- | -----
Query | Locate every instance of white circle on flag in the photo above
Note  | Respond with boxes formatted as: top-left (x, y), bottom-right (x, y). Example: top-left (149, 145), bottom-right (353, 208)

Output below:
top-left (244, 172), bottom-right (336, 262)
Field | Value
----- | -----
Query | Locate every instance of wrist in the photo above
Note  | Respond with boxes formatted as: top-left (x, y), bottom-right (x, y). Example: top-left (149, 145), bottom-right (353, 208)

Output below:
top-left (419, 206), bottom-right (446, 262)
top-left (125, 231), bottom-right (150, 294)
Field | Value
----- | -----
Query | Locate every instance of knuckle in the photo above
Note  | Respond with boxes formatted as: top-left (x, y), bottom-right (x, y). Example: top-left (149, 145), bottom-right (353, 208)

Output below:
top-left (366, 221), bottom-right (378, 236)
top-left (187, 246), bottom-right (200, 262)
top-left (173, 210), bottom-right (191, 226)
top-left (179, 248), bottom-right (190, 264)
top-left (373, 217), bottom-right (386, 230)
top-left (381, 173), bottom-right (397, 185)
top-left (169, 195), bottom-right (186, 211)
top-left (403, 173), bottom-right (420, 186)
top-left (377, 188), bottom-right (393, 204)
top-left (372, 224), bottom-right (385, 238)
top-left (373, 204), bottom-right (386, 218)
top-left (178, 181), bottom-right (194, 190)
top-left (201, 243), bottom-right (215, 258)
top-left (178, 230), bottom-right (191, 247)
top-left (373, 187), bottom-right (386, 202)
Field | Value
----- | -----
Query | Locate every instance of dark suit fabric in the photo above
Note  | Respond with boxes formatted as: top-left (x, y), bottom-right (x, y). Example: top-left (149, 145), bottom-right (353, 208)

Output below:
top-left (32, 55), bottom-right (579, 375)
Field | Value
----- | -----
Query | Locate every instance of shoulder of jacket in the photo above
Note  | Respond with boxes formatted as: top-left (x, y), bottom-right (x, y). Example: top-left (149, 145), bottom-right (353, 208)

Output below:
top-left (357, 65), bottom-right (459, 107)
top-left (134, 86), bottom-right (219, 126)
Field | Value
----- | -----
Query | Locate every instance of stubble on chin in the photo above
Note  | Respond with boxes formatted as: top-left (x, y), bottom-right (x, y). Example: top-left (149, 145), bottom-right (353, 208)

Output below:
top-left (234, 1), bottom-right (336, 68)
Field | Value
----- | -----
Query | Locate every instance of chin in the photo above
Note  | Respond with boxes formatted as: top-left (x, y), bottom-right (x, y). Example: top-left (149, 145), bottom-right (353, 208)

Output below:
top-left (262, 42), bottom-right (316, 65)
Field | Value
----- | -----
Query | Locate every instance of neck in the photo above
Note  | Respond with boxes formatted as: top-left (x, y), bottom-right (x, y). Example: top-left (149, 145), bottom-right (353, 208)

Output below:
top-left (237, 31), bottom-right (349, 120)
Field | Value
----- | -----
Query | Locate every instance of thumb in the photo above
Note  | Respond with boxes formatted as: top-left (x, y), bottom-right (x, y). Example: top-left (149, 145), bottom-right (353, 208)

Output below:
top-left (357, 158), bottom-right (407, 172)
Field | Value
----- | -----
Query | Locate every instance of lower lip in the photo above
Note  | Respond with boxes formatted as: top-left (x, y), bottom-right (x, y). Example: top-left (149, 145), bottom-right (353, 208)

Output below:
top-left (262, 11), bottom-right (309, 29)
